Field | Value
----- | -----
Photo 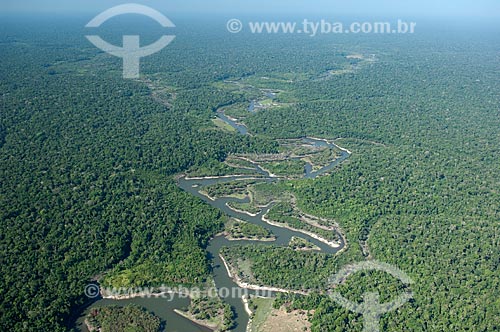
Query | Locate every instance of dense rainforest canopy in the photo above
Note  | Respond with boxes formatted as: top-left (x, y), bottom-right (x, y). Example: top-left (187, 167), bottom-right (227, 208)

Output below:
top-left (0, 16), bottom-right (498, 331)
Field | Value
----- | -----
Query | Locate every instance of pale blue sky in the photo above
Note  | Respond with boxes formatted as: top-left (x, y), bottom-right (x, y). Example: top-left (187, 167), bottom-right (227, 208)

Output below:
top-left (1, 0), bottom-right (499, 18)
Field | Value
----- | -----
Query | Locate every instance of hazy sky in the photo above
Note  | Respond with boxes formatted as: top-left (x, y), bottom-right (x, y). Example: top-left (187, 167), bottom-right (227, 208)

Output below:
top-left (1, 0), bottom-right (499, 18)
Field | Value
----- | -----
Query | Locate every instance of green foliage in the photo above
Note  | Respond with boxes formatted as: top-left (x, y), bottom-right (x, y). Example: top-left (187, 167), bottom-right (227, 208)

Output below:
top-left (202, 180), bottom-right (260, 199)
top-left (0, 20), bottom-right (276, 331)
top-left (267, 202), bottom-right (338, 241)
top-left (226, 201), bottom-right (262, 215)
top-left (86, 305), bottom-right (161, 332)
top-left (260, 159), bottom-right (306, 177)
top-left (221, 245), bottom-right (340, 291)
top-left (226, 218), bottom-right (274, 240)
top-left (186, 296), bottom-right (235, 331)
top-left (186, 158), bottom-right (262, 177)
top-left (1, 15), bottom-right (499, 332)
top-left (289, 236), bottom-right (320, 251)
top-left (247, 297), bottom-right (275, 331)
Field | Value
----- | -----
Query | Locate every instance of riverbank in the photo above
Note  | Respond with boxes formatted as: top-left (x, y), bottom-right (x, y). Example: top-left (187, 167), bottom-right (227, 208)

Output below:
top-left (289, 236), bottom-right (321, 251)
top-left (174, 134), bottom-right (351, 332)
top-left (308, 136), bottom-right (353, 155)
top-left (100, 289), bottom-right (184, 300)
top-left (173, 309), bottom-right (218, 331)
top-left (242, 295), bottom-right (253, 316)
top-left (84, 319), bottom-right (96, 332)
top-left (234, 156), bottom-right (279, 178)
top-left (219, 254), bottom-right (308, 296)
top-left (185, 175), bottom-right (261, 181)
top-left (242, 295), bottom-right (253, 332)
top-left (225, 203), bottom-right (260, 217)
top-left (262, 214), bottom-right (340, 249)
top-left (289, 196), bottom-right (349, 252)
top-left (222, 231), bottom-right (276, 242)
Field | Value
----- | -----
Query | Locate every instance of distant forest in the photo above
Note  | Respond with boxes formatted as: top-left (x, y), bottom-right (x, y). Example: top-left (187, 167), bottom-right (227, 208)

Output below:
top-left (1, 17), bottom-right (498, 331)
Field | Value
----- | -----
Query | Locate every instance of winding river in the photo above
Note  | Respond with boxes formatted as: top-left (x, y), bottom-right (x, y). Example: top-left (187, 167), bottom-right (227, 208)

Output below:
top-left (76, 111), bottom-right (350, 332)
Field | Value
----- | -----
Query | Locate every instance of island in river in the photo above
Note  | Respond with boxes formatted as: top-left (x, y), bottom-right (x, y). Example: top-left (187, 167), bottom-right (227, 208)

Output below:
top-left (77, 83), bottom-right (352, 332)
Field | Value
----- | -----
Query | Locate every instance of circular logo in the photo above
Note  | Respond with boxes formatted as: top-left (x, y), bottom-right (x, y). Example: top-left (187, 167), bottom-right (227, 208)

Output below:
top-left (85, 4), bottom-right (176, 78)
top-left (328, 260), bottom-right (414, 332)
top-left (227, 19), bottom-right (243, 34)
top-left (84, 284), bottom-right (100, 298)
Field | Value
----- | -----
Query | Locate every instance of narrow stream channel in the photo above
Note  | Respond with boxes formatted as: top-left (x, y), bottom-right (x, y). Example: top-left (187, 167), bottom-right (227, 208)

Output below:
top-left (76, 111), bottom-right (349, 332)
